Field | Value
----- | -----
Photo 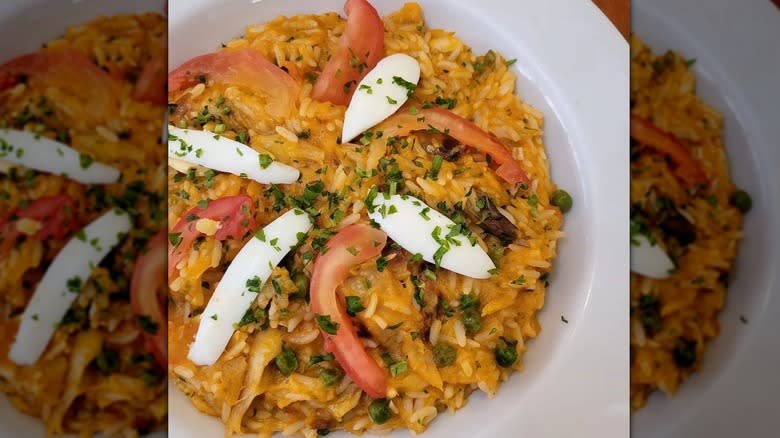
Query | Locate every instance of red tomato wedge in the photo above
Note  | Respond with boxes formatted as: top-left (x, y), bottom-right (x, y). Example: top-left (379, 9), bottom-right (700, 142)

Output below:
top-left (0, 195), bottom-right (77, 255)
top-left (630, 115), bottom-right (709, 187)
top-left (0, 49), bottom-right (120, 123)
top-left (167, 48), bottom-right (298, 118)
top-left (379, 108), bottom-right (531, 186)
top-left (309, 224), bottom-right (389, 398)
top-left (311, 0), bottom-right (384, 106)
top-left (133, 37), bottom-right (167, 105)
top-left (0, 73), bottom-right (17, 91)
top-left (167, 195), bottom-right (256, 281)
top-left (131, 230), bottom-right (167, 368)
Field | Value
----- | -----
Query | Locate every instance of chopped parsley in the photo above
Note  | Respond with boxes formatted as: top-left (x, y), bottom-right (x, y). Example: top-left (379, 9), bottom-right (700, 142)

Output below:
top-left (137, 315), bottom-right (159, 335)
top-left (246, 276), bottom-right (262, 292)
top-left (315, 314), bottom-right (339, 335)
top-left (389, 360), bottom-right (407, 377)
top-left (258, 154), bottom-right (273, 169)
top-left (79, 153), bottom-right (93, 169)
top-left (66, 276), bottom-right (82, 293)
top-left (391, 75), bottom-right (417, 97)
top-left (429, 155), bottom-right (443, 180)
top-left (309, 352), bottom-right (335, 365)
top-left (345, 296), bottom-right (365, 316)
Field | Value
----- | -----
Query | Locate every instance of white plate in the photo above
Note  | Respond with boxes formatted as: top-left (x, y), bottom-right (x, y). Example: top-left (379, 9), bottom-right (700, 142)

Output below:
top-left (0, 1), bottom-right (166, 437)
top-left (168, 0), bottom-right (629, 437)
top-left (632, 0), bottom-right (780, 436)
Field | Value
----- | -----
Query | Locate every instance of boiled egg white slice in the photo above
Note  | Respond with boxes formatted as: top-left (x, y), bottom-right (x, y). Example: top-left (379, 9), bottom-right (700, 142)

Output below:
top-left (630, 232), bottom-right (675, 279)
top-left (9, 209), bottom-right (132, 365)
top-left (188, 208), bottom-right (313, 366)
top-left (341, 53), bottom-right (421, 143)
top-left (0, 128), bottom-right (120, 184)
top-left (367, 193), bottom-right (496, 279)
top-left (167, 126), bottom-right (299, 184)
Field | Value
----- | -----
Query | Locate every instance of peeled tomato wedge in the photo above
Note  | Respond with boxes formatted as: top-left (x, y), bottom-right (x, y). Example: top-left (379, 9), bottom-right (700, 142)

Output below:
top-left (309, 223), bottom-right (389, 398)
top-left (311, 0), bottom-right (384, 105)
top-left (9, 209), bottom-right (132, 365)
top-left (188, 208), bottom-right (313, 366)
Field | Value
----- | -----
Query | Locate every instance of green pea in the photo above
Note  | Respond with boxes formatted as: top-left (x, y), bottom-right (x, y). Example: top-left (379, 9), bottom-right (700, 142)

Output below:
top-left (461, 308), bottom-right (482, 335)
top-left (638, 294), bottom-right (662, 336)
top-left (550, 189), bottom-right (573, 213)
top-left (292, 272), bottom-right (309, 296)
top-left (729, 189), bottom-right (752, 213)
top-left (432, 342), bottom-right (456, 367)
top-left (95, 349), bottom-right (119, 375)
top-left (673, 338), bottom-right (697, 368)
top-left (320, 368), bottom-right (342, 387)
top-left (274, 348), bottom-right (298, 376)
top-left (495, 337), bottom-right (518, 367)
top-left (459, 293), bottom-right (480, 310)
top-left (368, 398), bottom-right (392, 425)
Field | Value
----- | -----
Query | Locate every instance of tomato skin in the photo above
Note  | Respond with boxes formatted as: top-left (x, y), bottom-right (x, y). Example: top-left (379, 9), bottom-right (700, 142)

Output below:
top-left (168, 48), bottom-right (298, 118)
top-left (0, 49), bottom-right (120, 125)
top-left (167, 195), bottom-right (256, 281)
top-left (630, 115), bottom-right (709, 187)
top-left (0, 195), bottom-right (78, 255)
top-left (311, 0), bottom-right (384, 106)
top-left (130, 230), bottom-right (167, 368)
top-left (309, 223), bottom-right (389, 398)
top-left (0, 73), bottom-right (17, 91)
top-left (133, 38), bottom-right (167, 105)
top-left (379, 107), bottom-right (531, 186)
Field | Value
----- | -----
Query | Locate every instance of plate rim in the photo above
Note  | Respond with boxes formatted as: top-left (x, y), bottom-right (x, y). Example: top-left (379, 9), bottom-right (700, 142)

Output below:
top-left (168, 0), bottom-right (629, 437)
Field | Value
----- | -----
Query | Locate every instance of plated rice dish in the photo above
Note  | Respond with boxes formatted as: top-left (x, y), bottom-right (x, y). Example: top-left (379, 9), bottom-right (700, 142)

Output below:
top-left (629, 36), bottom-right (750, 410)
top-left (168, 0), bottom-right (569, 436)
top-left (0, 12), bottom-right (167, 436)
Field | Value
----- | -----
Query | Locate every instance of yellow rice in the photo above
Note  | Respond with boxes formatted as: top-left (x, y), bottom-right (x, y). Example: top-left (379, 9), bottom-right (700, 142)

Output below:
top-left (168, 3), bottom-right (564, 436)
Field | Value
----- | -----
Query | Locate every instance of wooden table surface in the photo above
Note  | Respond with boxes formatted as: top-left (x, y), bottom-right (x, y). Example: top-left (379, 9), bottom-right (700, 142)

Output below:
top-left (593, 0), bottom-right (779, 40)
top-left (592, 0), bottom-right (629, 40)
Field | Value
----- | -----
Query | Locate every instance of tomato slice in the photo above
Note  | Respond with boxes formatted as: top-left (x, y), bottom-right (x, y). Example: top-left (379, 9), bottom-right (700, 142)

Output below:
top-left (0, 49), bottom-right (120, 124)
top-left (309, 223), bottom-right (389, 398)
top-left (131, 230), bottom-right (167, 368)
top-left (0, 195), bottom-right (77, 255)
top-left (133, 37), bottom-right (167, 105)
top-left (168, 195), bottom-right (256, 281)
top-left (168, 48), bottom-right (298, 118)
top-left (0, 73), bottom-right (17, 91)
top-left (378, 107), bottom-right (531, 186)
top-left (630, 115), bottom-right (709, 187)
top-left (311, 0), bottom-right (384, 106)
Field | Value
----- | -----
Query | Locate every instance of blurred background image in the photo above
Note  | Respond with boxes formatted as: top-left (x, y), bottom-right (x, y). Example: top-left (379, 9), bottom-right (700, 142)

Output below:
top-left (0, 1), bottom-right (167, 437)
top-left (629, 0), bottom-right (780, 435)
